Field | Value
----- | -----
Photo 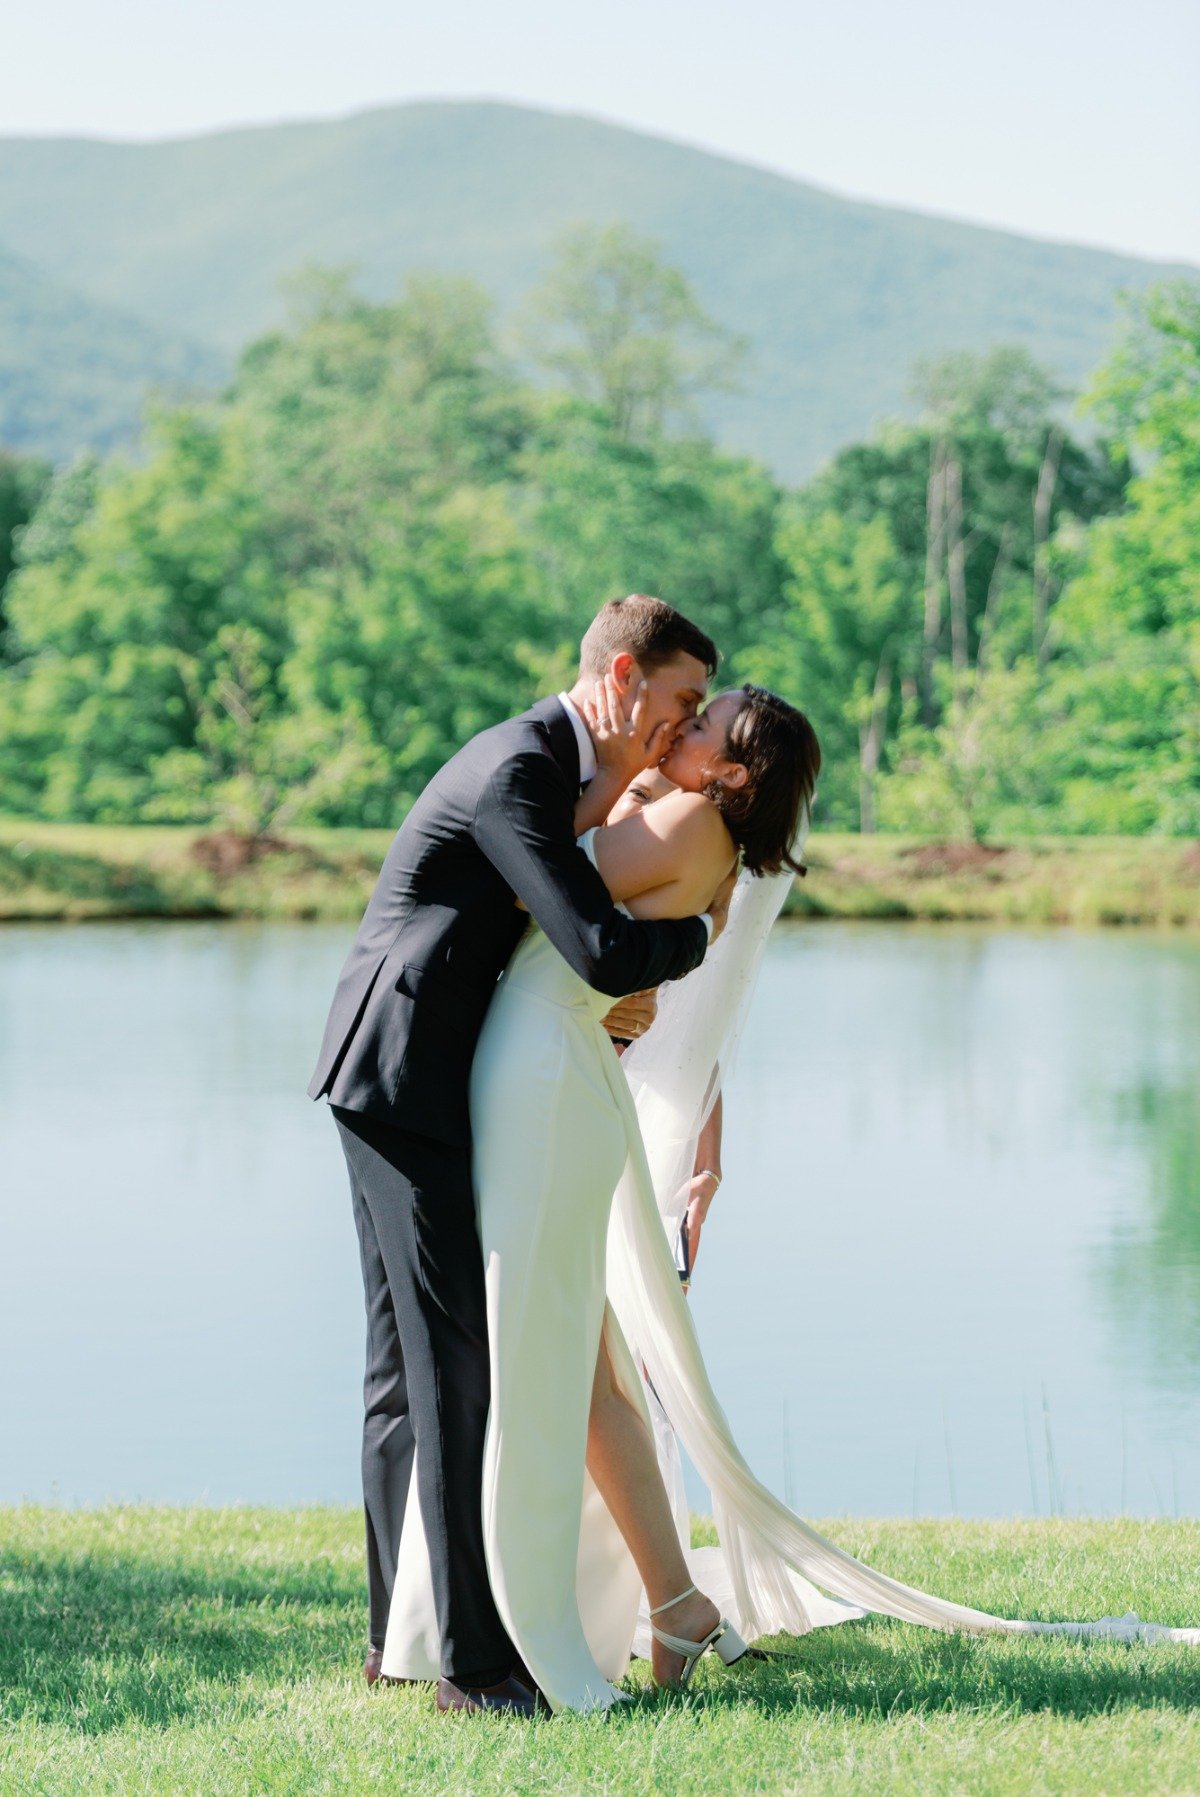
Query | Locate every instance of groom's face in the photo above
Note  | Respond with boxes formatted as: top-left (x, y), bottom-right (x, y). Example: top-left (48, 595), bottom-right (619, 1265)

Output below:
top-left (613, 650), bottom-right (710, 753)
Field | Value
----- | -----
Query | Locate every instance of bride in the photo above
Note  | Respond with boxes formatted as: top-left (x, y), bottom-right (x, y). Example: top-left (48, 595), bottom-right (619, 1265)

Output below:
top-left (384, 683), bottom-right (1198, 1711)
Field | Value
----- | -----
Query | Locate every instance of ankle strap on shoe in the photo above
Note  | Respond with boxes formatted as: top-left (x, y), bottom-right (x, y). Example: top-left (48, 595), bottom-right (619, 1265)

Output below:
top-left (649, 1584), bottom-right (698, 1617)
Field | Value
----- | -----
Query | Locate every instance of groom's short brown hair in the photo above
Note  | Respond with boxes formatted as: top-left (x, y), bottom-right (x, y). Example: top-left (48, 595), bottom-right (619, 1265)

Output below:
top-left (580, 594), bottom-right (718, 680)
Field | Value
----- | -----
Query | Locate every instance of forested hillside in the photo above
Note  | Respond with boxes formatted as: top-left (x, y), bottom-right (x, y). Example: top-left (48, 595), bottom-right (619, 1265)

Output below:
top-left (0, 101), bottom-right (1191, 471)
top-left (0, 243), bottom-right (222, 461)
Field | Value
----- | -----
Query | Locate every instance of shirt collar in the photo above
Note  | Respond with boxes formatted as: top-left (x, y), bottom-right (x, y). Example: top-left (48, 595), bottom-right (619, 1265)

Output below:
top-left (556, 692), bottom-right (598, 785)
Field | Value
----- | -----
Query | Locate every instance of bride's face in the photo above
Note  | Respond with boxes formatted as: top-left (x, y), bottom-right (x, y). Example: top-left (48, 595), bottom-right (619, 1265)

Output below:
top-left (657, 691), bottom-right (749, 794)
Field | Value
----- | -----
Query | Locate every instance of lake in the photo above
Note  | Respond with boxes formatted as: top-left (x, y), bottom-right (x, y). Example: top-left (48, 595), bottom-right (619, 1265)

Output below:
top-left (2, 919), bottom-right (1197, 1519)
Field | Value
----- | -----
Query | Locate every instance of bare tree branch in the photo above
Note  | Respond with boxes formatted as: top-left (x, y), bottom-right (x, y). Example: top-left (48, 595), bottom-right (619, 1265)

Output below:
top-left (976, 522), bottom-right (1015, 678)
top-left (1033, 424), bottom-right (1065, 667)
top-left (858, 652), bottom-right (893, 835)
top-left (945, 455), bottom-right (969, 677)
top-left (922, 439), bottom-right (947, 723)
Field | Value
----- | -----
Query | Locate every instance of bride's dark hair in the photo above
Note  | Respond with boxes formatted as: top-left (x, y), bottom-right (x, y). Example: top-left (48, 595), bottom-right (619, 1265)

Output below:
top-left (702, 685), bottom-right (820, 877)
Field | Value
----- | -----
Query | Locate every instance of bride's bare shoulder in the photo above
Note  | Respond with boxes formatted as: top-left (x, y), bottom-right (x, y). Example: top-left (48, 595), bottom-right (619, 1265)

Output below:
top-left (642, 789), bottom-right (731, 848)
top-left (594, 785), bottom-right (733, 903)
top-left (635, 794), bottom-right (732, 862)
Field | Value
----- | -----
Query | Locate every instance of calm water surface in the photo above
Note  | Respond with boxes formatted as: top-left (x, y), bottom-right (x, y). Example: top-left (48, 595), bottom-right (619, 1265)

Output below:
top-left (2, 920), bottom-right (1198, 1517)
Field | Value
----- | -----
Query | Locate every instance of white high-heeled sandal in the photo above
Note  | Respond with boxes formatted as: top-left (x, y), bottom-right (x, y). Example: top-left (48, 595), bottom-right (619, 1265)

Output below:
top-left (648, 1584), bottom-right (748, 1688)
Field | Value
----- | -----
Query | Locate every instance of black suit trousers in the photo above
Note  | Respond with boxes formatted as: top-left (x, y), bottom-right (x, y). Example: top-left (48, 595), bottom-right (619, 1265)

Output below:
top-left (333, 1106), bottom-right (515, 1685)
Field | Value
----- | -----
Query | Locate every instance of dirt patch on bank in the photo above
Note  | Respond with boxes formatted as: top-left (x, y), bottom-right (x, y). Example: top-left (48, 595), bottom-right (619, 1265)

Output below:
top-left (897, 843), bottom-right (1013, 879)
top-left (190, 832), bottom-right (294, 877)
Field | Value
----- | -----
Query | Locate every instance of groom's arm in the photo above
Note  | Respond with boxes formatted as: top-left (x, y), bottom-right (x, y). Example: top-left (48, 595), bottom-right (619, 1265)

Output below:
top-left (473, 751), bottom-right (708, 998)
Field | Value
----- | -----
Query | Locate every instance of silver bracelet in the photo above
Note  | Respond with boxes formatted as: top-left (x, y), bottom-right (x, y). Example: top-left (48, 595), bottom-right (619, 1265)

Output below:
top-left (696, 1168), bottom-right (722, 1189)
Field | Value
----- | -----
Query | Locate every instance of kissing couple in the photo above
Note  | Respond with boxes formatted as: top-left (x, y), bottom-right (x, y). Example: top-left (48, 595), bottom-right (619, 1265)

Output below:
top-left (309, 595), bottom-right (1197, 1717)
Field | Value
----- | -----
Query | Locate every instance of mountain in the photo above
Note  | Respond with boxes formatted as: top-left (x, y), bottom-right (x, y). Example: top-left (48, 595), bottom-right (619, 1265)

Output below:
top-left (0, 243), bottom-right (224, 463)
top-left (0, 102), bottom-right (1192, 475)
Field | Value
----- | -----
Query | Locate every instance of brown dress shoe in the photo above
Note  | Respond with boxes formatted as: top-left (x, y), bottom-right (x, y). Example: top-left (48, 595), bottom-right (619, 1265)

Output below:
top-left (364, 1647), bottom-right (426, 1688)
top-left (436, 1675), bottom-right (538, 1718)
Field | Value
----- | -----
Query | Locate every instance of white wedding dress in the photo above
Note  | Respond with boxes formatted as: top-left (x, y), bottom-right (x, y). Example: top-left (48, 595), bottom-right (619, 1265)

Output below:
top-left (382, 831), bottom-right (1199, 1710)
top-left (383, 839), bottom-right (663, 1708)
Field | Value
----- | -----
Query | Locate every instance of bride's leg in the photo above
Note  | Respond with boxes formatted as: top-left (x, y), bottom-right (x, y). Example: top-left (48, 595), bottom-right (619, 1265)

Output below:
top-left (586, 1335), bottom-right (721, 1686)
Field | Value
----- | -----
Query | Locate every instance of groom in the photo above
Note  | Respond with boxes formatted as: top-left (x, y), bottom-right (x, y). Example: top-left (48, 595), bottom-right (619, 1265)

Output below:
top-left (309, 594), bottom-right (730, 1715)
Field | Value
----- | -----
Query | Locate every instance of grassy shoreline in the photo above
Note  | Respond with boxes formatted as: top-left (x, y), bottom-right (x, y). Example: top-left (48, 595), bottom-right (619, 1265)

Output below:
top-left (2, 820), bottom-right (1199, 929)
top-left (2, 1507), bottom-right (1198, 1794)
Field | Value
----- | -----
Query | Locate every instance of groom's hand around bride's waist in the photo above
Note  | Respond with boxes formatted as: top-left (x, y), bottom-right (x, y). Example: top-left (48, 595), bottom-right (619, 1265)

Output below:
top-left (602, 987), bottom-right (659, 1043)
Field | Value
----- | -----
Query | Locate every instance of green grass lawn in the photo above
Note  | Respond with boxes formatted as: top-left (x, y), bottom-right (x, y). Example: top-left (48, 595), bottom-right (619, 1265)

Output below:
top-left (3, 1509), bottom-right (1199, 1794)
top-left (2, 820), bottom-right (1199, 929)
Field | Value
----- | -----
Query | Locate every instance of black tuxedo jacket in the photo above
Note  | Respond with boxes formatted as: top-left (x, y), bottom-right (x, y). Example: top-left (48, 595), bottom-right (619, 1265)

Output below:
top-left (308, 695), bottom-right (708, 1145)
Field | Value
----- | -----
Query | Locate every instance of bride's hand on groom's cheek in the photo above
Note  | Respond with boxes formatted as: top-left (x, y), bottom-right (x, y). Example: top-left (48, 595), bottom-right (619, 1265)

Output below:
top-left (585, 676), bottom-right (665, 783)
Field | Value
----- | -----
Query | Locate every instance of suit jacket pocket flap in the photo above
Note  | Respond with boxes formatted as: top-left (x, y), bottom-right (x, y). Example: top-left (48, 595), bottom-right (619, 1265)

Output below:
top-left (394, 962), bottom-right (429, 999)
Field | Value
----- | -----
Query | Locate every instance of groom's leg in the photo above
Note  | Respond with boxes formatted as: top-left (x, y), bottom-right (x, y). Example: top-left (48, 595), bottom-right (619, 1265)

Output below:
top-left (333, 1107), bottom-right (515, 1687)
top-left (347, 1164), bottom-right (415, 1650)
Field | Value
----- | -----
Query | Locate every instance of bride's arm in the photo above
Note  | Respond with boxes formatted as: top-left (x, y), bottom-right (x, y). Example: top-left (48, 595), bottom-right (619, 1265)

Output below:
top-left (574, 768), bottom-right (628, 835)
top-left (588, 791), bottom-right (735, 920)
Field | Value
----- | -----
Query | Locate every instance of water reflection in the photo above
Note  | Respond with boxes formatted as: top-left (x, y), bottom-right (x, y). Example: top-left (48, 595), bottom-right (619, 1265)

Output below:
top-left (696, 925), bottom-right (1200, 1518)
top-left (2, 919), bottom-right (1198, 1515)
top-left (1095, 1078), bottom-right (1200, 1393)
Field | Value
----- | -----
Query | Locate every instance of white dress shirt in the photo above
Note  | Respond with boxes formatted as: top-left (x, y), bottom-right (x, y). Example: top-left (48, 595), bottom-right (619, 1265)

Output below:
top-left (556, 692), bottom-right (598, 785)
top-left (557, 690), bottom-right (712, 943)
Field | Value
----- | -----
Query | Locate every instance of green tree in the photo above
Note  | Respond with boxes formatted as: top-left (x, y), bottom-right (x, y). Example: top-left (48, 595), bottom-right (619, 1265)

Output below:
top-left (516, 396), bottom-right (785, 683)
top-left (0, 273), bottom-right (548, 829)
top-left (1041, 282), bottom-right (1200, 833)
top-left (0, 448), bottom-right (51, 654)
top-left (520, 222), bottom-right (744, 445)
top-left (147, 622), bottom-right (390, 838)
top-left (775, 347), bottom-right (1132, 838)
top-left (281, 488), bottom-right (551, 822)
top-left (741, 509), bottom-right (912, 830)
top-left (231, 268), bottom-right (531, 579)
top-left (10, 454), bottom-right (100, 572)
top-left (879, 660), bottom-right (1063, 842)
top-left (810, 350), bottom-right (1128, 718)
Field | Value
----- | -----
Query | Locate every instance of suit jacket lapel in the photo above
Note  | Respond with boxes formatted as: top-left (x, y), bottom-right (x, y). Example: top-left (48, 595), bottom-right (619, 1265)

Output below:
top-left (529, 694), bottom-right (581, 790)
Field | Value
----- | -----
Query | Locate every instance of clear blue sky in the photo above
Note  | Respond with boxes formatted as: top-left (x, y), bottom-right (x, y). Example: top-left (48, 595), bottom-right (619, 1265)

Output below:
top-left (6, 0), bottom-right (1198, 264)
